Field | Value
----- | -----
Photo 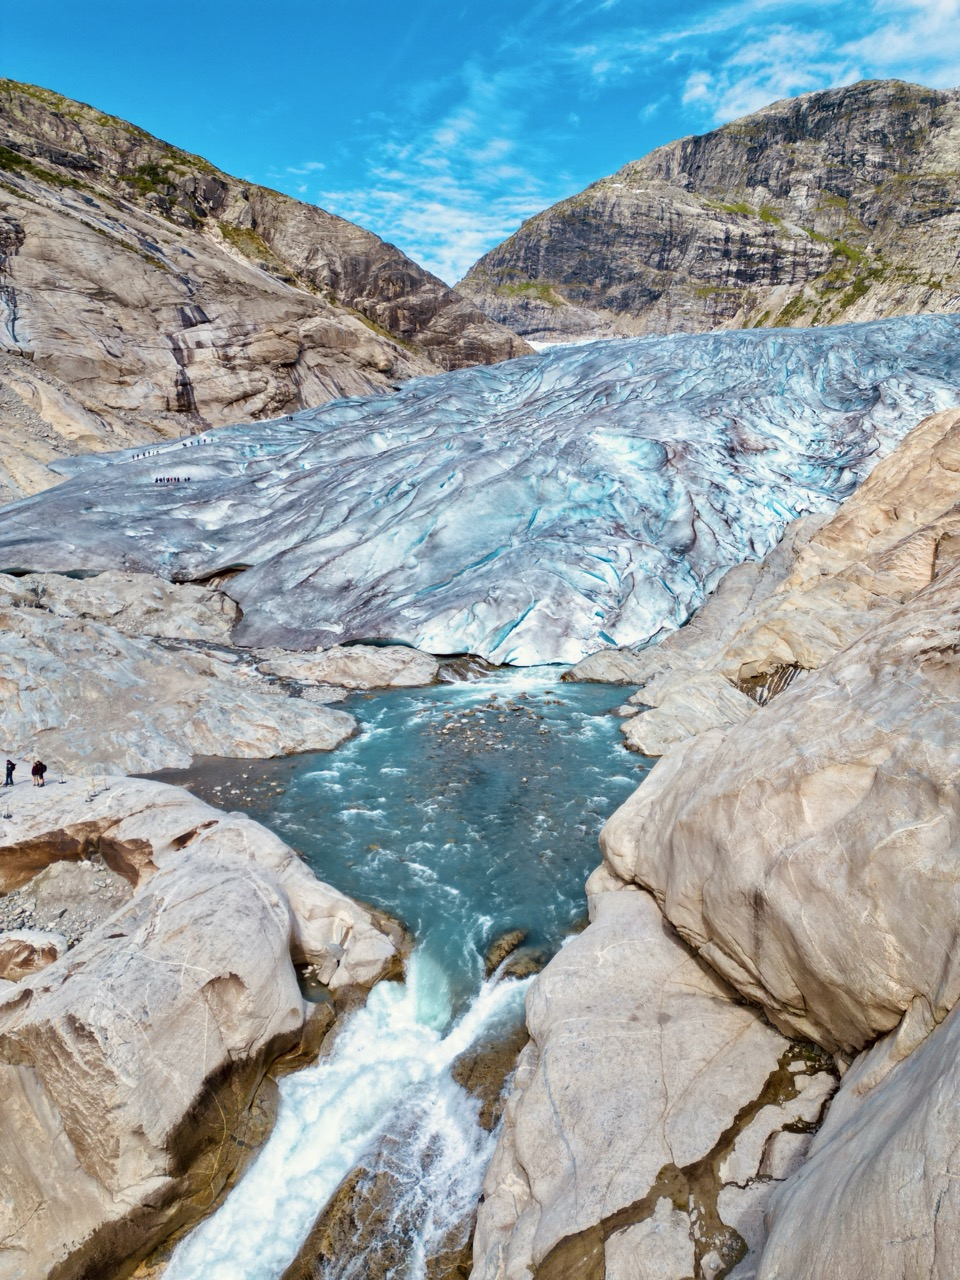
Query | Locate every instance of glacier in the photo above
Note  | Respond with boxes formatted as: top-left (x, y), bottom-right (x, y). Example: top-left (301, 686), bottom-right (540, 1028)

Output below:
top-left (1, 315), bottom-right (960, 665)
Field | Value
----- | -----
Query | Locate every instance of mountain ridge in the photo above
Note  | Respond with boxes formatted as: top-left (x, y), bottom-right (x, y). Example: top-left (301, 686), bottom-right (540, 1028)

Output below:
top-left (458, 78), bottom-right (960, 343)
top-left (0, 79), bottom-right (530, 499)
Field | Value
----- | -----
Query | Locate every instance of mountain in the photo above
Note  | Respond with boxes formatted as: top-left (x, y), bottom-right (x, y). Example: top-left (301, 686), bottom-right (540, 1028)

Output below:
top-left (0, 80), bottom-right (530, 500)
top-left (458, 79), bottom-right (960, 344)
top-left (1, 313), bottom-right (958, 666)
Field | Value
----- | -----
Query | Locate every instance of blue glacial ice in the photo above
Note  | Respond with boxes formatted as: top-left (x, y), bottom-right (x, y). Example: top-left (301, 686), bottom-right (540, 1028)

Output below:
top-left (2, 315), bottom-right (959, 664)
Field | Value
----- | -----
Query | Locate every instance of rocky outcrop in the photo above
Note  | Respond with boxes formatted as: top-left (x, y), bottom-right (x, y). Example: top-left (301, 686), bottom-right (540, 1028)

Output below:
top-left (0, 79), bottom-right (529, 499)
top-left (533, 404), bottom-right (960, 1274)
top-left (471, 881), bottom-right (836, 1280)
top-left (755, 994), bottom-right (960, 1280)
top-left (2, 316), bottom-right (959, 663)
top-left (0, 569), bottom-right (439, 774)
top-left (257, 643), bottom-right (439, 690)
top-left (0, 776), bottom-right (402, 1280)
top-left (0, 927), bottom-right (65, 980)
top-left (459, 80), bottom-right (960, 344)
top-left (584, 405), bottom-right (960, 757)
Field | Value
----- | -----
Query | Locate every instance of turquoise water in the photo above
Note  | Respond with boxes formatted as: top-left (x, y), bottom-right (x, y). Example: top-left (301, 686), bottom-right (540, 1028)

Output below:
top-left (161, 667), bottom-right (651, 1280)
top-left (165, 667), bottom-right (649, 1009)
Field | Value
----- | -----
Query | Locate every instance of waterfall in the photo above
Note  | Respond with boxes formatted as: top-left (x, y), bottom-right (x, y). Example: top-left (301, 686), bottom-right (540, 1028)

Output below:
top-left (165, 951), bottom-right (530, 1280)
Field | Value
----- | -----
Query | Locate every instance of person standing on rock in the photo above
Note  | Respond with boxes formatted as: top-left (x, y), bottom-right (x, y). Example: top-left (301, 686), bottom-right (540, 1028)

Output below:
top-left (4, 760), bottom-right (14, 786)
top-left (31, 760), bottom-right (46, 787)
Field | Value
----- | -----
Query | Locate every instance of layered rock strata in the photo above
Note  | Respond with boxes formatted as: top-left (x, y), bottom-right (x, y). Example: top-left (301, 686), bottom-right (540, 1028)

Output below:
top-left (0, 568), bottom-right (438, 773)
top-left (0, 776), bottom-right (403, 1280)
top-left (2, 316), bottom-right (959, 663)
top-left (0, 79), bottom-right (529, 498)
top-left (459, 80), bottom-right (960, 344)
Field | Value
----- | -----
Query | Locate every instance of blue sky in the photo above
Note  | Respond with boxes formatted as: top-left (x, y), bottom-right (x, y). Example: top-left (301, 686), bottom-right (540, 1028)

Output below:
top-left (5, 0), bottom-right (960, 283)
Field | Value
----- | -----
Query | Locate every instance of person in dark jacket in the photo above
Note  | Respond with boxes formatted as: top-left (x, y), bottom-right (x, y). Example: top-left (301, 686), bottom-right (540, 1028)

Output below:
top-left (3, 760), bottom-right (14, 786)
top-left (31, 760), bottom-right (46, 787)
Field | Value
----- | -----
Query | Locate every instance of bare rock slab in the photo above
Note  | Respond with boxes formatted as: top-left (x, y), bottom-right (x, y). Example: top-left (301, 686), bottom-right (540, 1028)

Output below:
top-left (757, 997), bottom-right (960, 1280)
top-left (471, 885), bottom-right (834, 1280)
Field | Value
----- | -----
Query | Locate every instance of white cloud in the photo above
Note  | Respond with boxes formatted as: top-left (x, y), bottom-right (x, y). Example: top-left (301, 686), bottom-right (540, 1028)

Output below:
top-left (314, 60), bottom-right (574, 283)
top-left (279, 0), bottom-right (960, 284)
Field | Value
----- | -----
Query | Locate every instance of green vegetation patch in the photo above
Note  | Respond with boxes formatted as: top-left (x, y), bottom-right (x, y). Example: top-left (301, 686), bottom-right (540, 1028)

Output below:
top-left (773, 293), bottom-right (810, 326)
top-left (496, 280), bottom-right (566, 306)
top-left (0, 143), bottom-right (91, 192)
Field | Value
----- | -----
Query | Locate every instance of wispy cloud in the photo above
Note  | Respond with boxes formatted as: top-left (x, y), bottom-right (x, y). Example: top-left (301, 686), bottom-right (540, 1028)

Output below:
top-left (278, 0), bottom-right (960, 283)
top-left (315, 60), bottom-right (576, 283)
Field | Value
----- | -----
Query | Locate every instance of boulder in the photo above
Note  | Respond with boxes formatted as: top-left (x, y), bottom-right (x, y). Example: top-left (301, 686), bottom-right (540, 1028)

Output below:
top-left (620, 671), bottom-right (756, 757)
top-left (601, 556), bottom-right (960, 1055)
top-left (0, 927), bottom-right (66, 980)
top-left (0, 776), bottom-right (401, 1279)
top-left (471, 884), bottom-right (835, 1280)
top-left (257, 643), bottom-right (439, 689)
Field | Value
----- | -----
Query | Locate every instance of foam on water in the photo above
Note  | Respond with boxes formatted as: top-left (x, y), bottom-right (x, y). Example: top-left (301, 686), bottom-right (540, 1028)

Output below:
top-left (165, 953), bottom-right (526, 1280)
top-left (158, 670), bottom-right (650, 1277)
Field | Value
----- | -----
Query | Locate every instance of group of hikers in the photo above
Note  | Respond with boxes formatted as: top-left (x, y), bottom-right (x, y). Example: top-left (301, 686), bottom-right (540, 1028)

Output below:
top-left (154, 476), bottom-right (190, 484)
top-left (4, 759), bottom-right (47, 787)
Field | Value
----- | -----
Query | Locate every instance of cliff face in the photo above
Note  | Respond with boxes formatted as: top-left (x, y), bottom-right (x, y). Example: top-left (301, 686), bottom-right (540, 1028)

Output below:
top-left (0, 80), bottom-right (530, 499)
top-left (458, 80), bottom-right (960, 343)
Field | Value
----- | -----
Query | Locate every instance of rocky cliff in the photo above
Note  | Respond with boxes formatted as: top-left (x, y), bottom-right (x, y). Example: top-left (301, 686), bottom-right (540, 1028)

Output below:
top-left (473, 404), bottom-right (960, 1279)
top-left (0, 777), bottom-right (403, 1280)
top-left (0, 79), bottom-right (530, 500)
top-left (458, 79), bottom-right (960, 344)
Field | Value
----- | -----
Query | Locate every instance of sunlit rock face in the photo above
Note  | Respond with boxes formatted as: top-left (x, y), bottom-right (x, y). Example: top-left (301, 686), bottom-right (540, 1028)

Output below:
top-left (2, 315), bottom-right (960, 664)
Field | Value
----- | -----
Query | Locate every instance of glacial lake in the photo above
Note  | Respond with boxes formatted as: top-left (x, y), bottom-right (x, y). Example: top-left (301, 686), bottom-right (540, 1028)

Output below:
top-left (157, 667), bottom-right (651, 1280)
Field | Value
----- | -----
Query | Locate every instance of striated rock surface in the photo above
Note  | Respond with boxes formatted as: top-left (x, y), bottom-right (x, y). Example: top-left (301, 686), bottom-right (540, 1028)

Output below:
top-left (0, 776), bottom-right (401, 1280)
top-left (2, 316), bottom-right (959, 663)
top-left (0, 569), bottom-right (438, 774)
top-left (460, 80), bottom-right (960, 344)
top-left (0, 79), bottom-right (529, 499)
top-left (471, 883), bottom-right (835, 1280)
top-left (755, 995), bottom-right (960, 1280)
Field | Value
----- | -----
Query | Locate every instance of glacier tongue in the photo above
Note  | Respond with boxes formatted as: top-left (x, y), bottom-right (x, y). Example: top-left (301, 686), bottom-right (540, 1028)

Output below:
top-left (2, 316), bottom-right (960, 665)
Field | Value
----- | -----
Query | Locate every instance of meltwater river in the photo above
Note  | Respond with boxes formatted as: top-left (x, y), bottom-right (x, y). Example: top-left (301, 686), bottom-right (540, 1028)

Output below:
top-left (161, 667), bottom-right (650, 1280)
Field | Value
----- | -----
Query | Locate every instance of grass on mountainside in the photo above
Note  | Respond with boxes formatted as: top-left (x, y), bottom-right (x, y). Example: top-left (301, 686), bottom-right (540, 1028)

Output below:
top-left (497, 280), bottom-right (566, 306)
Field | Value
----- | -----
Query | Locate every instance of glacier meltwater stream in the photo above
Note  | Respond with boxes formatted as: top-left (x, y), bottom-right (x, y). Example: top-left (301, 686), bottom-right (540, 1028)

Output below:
top-left (160, 668), bottom-right (650, 1280)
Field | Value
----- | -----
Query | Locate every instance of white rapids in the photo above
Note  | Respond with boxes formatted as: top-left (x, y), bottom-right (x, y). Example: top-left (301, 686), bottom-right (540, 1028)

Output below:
top-left (164, 951), bottom-right (529, 1280)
